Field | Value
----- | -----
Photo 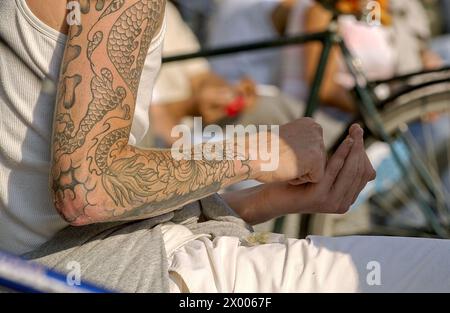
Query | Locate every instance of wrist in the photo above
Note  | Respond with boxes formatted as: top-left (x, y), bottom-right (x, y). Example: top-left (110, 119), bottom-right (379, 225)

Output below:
top-left (244, 132), bottom-right (263, 181)
top-left (223, 183), bottom-right (273, 225)
top-left (246, 130), bottom-right (277, 182)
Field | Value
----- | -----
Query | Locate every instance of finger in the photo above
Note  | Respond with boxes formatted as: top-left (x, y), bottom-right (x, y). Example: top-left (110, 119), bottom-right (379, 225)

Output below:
top-left (342, 149), bottom-right (364, 210)
top-left (350, 171), bottom-right (368, 206)
top-left (339, 143), bottom-right (365, 211)
top-left (350, 154), bottom-right (375, 205)
top-left (323, 137), bottom-right (354, 188)
top-left (340, 127), bottom-right (368, 210)
top-left (349, 123), bottom-right (362, 137)
top-left (348, 130), bottom-right (376, 205)
top-left (289, 177), bottom-right (310, 186)
top-left (307, 145), bottom-right (327, 184)
top-left (330, 127), bottom-right (364, 206)
top-left (350, 180), bottom-right (369, 207)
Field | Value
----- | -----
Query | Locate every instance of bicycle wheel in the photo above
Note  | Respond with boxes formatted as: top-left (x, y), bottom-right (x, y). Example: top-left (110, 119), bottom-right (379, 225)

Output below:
top-left (309, 81), bottom-right (450, 238)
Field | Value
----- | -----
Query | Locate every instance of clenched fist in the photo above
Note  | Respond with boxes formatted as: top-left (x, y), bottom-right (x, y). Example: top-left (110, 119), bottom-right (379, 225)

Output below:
top-left (252, 118), bottom-right (326, 184)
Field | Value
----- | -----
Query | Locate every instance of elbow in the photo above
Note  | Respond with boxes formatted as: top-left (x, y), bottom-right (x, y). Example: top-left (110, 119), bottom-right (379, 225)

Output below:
top-left (51, 157), bottom-right (93, 226)
top-left (51, 180), bottom-right (91, 227)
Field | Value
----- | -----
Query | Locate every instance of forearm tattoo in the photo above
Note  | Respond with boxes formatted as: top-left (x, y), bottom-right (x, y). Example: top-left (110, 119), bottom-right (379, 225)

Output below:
top-left (52, 0), bottom-right (251, 225)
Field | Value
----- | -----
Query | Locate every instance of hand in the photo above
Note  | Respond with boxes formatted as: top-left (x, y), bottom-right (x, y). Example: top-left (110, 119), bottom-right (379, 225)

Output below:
top-left (233, 77), bottom-right (257, 111)
top-left (197, 83), bottom-right (235, 124)
top-left (197, 79), bottom-right (257, 124)
top-left (265, 124), bottom-right (376, 215)
top-left (252, 118), bottom-right (327, 184)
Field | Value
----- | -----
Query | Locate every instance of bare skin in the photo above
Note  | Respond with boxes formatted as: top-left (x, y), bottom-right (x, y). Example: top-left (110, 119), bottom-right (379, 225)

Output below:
top-left (271, 0), bottom-right (297, 36)
top-left (30, 0), bottom-right (375, 227)
top-left (225, 125), bottom-right (374, 224)
top-left (26, 0), bottom-right (69, 34)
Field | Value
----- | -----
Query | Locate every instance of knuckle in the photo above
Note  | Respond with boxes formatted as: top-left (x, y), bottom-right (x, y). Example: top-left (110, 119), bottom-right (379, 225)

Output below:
top-left (311, 122), bottom-right (324, 137)
top-left (301, 117), bottom-right (315, 124)
top-left (362, 165), bottom-right (375, 181)
top-left (363, 171), bottom-right (372, 183)
top-left (337, 204), bottom-right (350, 214)
top-left (313, 123), bottom-right (324, 134)
top-left (369, 168), bottom-right (377, 180)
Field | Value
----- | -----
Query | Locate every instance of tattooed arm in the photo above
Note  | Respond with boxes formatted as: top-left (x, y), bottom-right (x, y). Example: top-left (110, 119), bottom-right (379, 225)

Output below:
top-left (51, 0), bottom-right (255, 226)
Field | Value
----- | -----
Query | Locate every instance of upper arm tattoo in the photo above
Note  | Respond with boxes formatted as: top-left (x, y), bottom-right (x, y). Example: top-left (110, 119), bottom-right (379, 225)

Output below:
top-left (51, 0), bottom-right (251, 225)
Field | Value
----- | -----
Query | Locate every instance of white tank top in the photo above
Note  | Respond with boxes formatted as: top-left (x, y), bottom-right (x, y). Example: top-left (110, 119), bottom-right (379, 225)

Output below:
top-left (0, 0), bottom-right (166, 254)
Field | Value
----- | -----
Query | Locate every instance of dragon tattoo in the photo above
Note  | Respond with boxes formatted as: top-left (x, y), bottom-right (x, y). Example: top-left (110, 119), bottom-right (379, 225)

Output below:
top-left (52, 0), bottom-right (248, 224)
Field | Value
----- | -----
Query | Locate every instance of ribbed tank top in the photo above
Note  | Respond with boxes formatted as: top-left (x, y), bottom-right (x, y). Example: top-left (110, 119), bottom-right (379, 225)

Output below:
top-left (0, 0), bottom-right (166, 254)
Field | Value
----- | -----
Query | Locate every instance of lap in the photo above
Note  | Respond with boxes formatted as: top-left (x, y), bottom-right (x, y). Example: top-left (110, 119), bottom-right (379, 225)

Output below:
top-left (168, 235), bottom-right (450, 293)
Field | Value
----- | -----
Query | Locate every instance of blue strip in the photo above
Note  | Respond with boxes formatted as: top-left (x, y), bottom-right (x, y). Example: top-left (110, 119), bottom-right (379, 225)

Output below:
top-left (0, 251), bottom-right (112, 293)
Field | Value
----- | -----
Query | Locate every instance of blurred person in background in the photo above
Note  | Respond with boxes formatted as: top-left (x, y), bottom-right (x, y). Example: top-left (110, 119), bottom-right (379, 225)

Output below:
top-left (206, 0), bottom-right (445, 112)
top-left (282, 0), bottom-right (445, 112)
top-left (281, 0), bottom-right (449, 220)
top-left (390, 0), bottom-right (444, 72)
top-left (147, 1), bottom-right (342, 149)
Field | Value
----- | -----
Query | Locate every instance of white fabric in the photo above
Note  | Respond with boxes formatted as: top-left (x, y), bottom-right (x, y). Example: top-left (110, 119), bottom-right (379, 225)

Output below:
top-left (390, 0), bottom-right (431, 74)
top-left (131, 20), bottom-right (166, 146)
top-left (164, 225), bottom-right (450, 293)
top-left (161, 222), bottom-right (211, 294)
top-left (336, 16), bottom-right (396, 88)
top-left (152, 2), bottom-right (210, 105)
top-left (0, 0), bottom-right (165, 254)
top-left (161, 222), bottom-right (211, 259)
